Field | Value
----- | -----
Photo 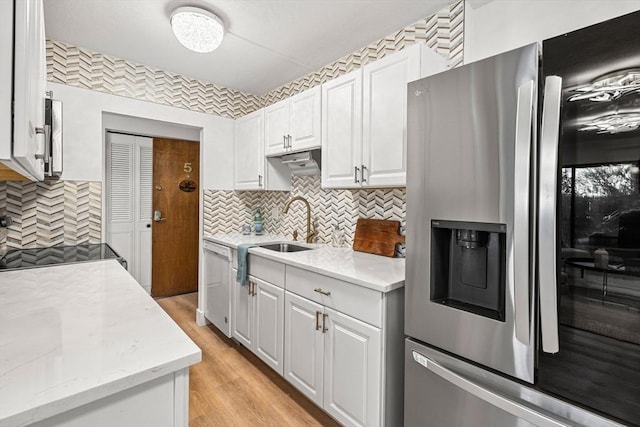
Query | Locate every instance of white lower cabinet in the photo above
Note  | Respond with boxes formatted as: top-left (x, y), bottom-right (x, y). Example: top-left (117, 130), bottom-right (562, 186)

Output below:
top-left (284, 291), bottom-right (325, 406)
top-left (229, 254), bottom-right (403, 427)
top-left (285, 291), bottom-right (382, 427)
top-left (324, 307), bottom-right (381, 427)
top-left (231, 268), bottom-right (285, 375)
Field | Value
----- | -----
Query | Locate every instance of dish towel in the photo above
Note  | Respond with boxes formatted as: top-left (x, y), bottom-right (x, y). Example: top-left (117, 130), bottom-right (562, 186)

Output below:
top-left (236, 243), bottom-right (257, 286)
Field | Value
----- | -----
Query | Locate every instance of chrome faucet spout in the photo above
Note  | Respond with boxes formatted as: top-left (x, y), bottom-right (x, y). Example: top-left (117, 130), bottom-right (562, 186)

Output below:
top-left (282, 196), bottom-right (316, 243)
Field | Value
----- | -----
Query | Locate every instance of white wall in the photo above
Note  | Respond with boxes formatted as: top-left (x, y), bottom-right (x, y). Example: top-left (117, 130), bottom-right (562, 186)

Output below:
top-left (464, 0), bottom-right (640, 63)
top-left (48, 82), bottom-right (235, 190)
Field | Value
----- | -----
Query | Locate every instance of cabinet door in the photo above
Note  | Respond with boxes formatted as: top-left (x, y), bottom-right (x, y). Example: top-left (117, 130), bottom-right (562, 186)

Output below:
top-left (253, 278), bottom-right (285, 375)
top-left (289, 86), bottom-right (321, 152)
top-left (264, 99), bottom-right (290, 156)
top-left (362, 46), bottom-right (420, 187)
top-left (231, 269), bottom-right (253, 348)
top-left (13, 0), bottom-right (46, 180)
top-left (323, 307), bottom-right (382, 427)
top-left (284, 291), bottom-right (324, 406)
top-left (0, 0), bottom-right (12, 161)
top-left (321, 70), bottom-right (362, 188)
top-left (234, 110), bottom-right (265, 190)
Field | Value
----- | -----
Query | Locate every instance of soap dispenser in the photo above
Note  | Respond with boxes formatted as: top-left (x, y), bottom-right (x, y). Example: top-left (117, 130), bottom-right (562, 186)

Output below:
top-left (331, 225), bottom-right (344, 247)
top-left (254, 208), bottom-right (264, 235)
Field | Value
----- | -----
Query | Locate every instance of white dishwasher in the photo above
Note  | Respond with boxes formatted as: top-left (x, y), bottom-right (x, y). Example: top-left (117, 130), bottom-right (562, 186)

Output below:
top-left (203, 240), bottom-right (232, 337)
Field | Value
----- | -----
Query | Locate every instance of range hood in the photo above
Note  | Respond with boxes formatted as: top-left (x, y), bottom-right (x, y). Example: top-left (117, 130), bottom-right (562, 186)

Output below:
top-left (281, 150), bottom-right (321, 176)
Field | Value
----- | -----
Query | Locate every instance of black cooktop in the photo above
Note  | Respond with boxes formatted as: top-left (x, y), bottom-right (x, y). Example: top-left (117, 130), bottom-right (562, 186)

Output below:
top-left (0, 243), bottom-right (126, 271)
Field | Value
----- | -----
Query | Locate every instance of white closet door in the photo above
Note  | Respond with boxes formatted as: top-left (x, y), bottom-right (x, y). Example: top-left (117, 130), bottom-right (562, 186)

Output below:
top-left (135, 139), bottom-right (153, 293)
top-left (106, 132), bottom-right (153, 292)
top-left (106, 133), bottom-right (135, 271)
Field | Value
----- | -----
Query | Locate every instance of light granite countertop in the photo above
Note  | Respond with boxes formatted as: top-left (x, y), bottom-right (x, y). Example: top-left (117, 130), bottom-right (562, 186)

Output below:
top-left (204, 233), bottom-right (405, 293)
top-left (0, 259), bottom-right (201, 427)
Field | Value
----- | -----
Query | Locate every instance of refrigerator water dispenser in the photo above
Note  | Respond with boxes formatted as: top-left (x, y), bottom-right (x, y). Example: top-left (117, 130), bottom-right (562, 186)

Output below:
top-left (430, 220), bottom-right (506, 321)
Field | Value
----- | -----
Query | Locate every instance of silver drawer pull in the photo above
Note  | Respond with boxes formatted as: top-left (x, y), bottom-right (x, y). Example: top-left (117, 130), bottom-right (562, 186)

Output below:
top-left (314, 288), bottom-right (331, 296)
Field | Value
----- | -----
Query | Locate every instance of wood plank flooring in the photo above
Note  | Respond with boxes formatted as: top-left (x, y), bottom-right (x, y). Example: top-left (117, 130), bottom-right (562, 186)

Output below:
top-left (156, 292), bottom-right (340, 427)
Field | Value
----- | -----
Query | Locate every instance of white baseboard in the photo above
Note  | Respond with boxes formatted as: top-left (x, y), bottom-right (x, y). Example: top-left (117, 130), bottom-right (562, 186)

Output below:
top-left (195, 309), bottom-right (208, 326)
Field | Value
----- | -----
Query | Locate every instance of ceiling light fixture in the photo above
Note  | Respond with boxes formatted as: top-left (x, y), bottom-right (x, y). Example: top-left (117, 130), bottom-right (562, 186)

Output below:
top-left (170, 6), bottom-right (224, 53)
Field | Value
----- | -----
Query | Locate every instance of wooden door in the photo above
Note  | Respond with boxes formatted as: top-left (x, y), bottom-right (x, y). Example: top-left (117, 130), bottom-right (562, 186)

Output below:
top-left (152, 137), bottom-right (199, 297)
top-left (323, 307), bottom-right (382, 427)
top-left (284, 291), bottom-right (324, 406)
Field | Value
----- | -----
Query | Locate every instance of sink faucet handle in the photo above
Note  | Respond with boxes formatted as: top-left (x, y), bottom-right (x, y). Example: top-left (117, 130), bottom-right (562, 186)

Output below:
top-left (293, 230), bottom-right (298, 241)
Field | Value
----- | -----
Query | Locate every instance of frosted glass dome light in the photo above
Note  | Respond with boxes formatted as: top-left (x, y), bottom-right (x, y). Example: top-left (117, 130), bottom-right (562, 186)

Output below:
top-left (170, 7), bottom-right (224, 53)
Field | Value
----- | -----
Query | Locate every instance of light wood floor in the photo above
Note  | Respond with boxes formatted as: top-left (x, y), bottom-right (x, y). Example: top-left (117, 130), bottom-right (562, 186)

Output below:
top-left (156, 292), bottom-right (340, 427)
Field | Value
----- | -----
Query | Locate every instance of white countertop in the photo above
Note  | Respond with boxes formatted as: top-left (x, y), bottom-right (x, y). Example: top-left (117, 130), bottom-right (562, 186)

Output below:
top-left (204, 233), bottom-right (405, 293)
top-left (0, 260), bottom-right (201, 427)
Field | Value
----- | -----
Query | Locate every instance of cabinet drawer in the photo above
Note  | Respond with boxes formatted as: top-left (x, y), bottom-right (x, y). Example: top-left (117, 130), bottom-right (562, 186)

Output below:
top-left (249, 255), bottom-right (285, 288)
top-left (286, 266), bottom-right (382, 327)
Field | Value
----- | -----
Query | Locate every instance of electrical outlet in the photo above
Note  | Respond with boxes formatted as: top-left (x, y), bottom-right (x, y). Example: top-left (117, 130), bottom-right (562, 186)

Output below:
top-left (271, 207), bottom-right (279, 220)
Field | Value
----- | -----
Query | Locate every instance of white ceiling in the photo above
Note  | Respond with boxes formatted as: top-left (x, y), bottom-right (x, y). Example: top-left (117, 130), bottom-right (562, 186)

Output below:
top-left (43, 0), bottom-right (453, 95)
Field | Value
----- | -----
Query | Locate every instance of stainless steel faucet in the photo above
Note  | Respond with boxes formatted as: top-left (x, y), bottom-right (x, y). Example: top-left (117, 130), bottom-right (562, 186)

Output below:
top-left (282, 196), bottom-right (318, 243)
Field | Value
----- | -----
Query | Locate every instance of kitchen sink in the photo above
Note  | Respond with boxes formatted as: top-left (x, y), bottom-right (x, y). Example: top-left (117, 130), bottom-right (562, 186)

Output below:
top-left (258, 243), bottom-right (314, 253)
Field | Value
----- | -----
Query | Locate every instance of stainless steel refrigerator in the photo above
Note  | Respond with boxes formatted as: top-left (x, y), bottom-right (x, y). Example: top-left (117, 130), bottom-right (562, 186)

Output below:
top-left (405, 11), bottom-right (640, 427)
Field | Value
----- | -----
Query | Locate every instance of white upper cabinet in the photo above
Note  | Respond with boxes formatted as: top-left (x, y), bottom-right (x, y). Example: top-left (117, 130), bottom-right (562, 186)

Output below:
top-left (321, 70), bottom-right (363, 188)
top-left (234, 109), bottom-right (291, 191)
top-left (1, 0), bottom-right (47, 180)
top-left (264, 86), bottom-right (321, 157)
top-left (234, 109), bottom-right (265, 190)
top-left (322, 44), bottom-right (447, 189)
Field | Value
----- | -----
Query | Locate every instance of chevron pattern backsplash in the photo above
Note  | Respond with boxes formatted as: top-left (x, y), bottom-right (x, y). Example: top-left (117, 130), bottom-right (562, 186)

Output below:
top-left (0, 181), bottom-right (101, 251)
top-left (263, 1), bottom-right (463, 106)
top-left (203, 176), bottom-right (406, 245)
top-left (47, 40), bottom-right (264, 119)
top-left (2, 1), bottom-right (462, 250)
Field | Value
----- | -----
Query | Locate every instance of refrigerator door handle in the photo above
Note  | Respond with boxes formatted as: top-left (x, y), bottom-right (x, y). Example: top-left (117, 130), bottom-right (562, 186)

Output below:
top-left (513, 80), bottom-right (534, 345)
top-left (538, 75), bottom-right (562, 354)
top-left (411, 351), bottom-right (568, 427)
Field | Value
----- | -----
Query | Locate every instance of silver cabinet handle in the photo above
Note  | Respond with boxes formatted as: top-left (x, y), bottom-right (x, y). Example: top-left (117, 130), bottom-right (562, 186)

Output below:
top-left (539, 76), bottom-right (562, 354)
top-left (361, 164), bottom-right (367, 183)
top-left (315, 310), bottom-right (322, 331)
top-left (258, 174), bottom-right (263, 187)
top-left (314, 288), bottom-right (331, 296)
top-left (513, 80), bottom-right (534, 346)
top-left (287, 134), bottom-right (292, 149)
top-left (411, 351), bottom-right (567, 427)
top-left (283, 135), bottom-right (287, 149)
top-left (247, 280), bottom-right (252, 295)
top-left (34, 125), bottom-right (50, 162)
top-left (322, 313), bottom-right (328, 333)
top-left (354, 166), bottom-right (360, 183)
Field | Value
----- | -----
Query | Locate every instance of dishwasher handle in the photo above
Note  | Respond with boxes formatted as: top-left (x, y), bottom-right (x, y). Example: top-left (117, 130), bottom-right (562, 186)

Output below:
top-left (203, 241), bottom-right (232, 260)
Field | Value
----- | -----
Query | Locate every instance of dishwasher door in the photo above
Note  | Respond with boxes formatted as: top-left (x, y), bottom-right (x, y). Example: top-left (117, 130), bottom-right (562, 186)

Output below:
top-left (203, 240), bottom-right (232, 337)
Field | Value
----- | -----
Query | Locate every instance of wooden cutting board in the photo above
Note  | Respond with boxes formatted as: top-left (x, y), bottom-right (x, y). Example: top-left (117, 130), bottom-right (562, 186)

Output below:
top-left (353, 218), bottom-right (405, 257)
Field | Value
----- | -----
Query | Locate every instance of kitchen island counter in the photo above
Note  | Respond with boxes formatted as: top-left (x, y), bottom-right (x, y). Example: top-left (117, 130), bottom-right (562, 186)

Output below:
top-left (0, 259), bottom-right (201, 427)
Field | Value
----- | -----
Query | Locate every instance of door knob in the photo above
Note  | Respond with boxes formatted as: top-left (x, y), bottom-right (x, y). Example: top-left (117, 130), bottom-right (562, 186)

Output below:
top-left (154, 210), bottom-right (166, 222)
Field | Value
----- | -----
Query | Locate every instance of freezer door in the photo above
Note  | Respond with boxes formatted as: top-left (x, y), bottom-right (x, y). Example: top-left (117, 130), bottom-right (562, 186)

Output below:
top-left (404, 338), bottom-right (625, 427)
top-left (405, 44), bottom-right (538, 382)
